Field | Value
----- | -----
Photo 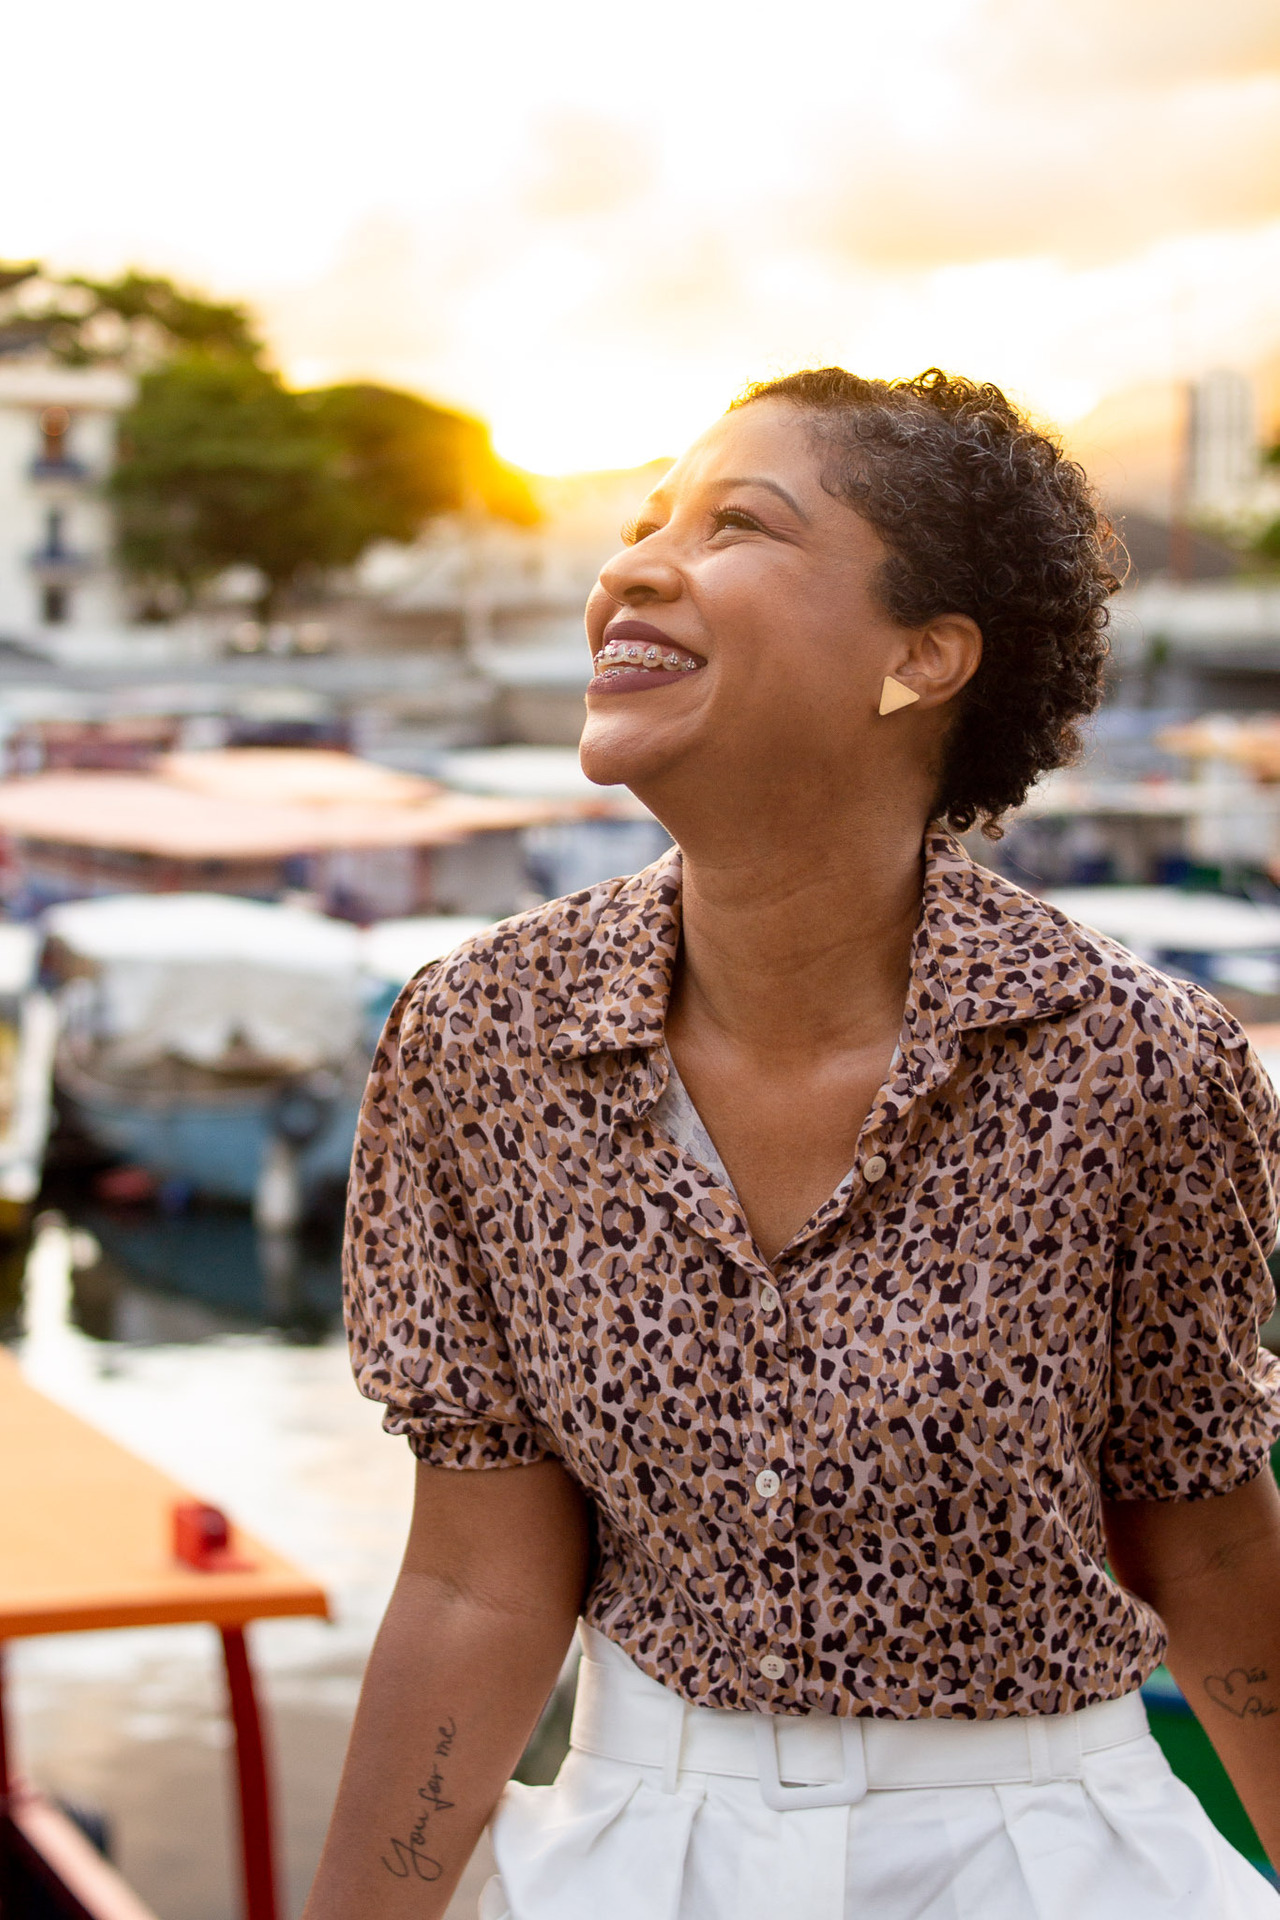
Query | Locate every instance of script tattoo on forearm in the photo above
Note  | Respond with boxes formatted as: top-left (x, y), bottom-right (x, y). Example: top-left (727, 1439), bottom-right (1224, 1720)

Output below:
top-left (380, 1717), bottom-right (458, 1884)
top-left (1203, 1668), bottom-right (1278, 1721)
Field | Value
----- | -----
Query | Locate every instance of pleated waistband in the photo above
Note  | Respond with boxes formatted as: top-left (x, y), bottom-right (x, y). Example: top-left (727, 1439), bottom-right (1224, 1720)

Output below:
top-left (570, 1627), bottom-right (1151, 1811)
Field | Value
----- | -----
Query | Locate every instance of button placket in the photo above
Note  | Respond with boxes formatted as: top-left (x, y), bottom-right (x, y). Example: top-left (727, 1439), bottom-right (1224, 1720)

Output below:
top-left (741, 1253), bottom-right (799, 1696)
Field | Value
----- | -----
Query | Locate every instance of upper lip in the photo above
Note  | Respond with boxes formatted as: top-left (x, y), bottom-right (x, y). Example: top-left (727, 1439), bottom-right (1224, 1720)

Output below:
top-left (596, 618), bottom-right (703, 662)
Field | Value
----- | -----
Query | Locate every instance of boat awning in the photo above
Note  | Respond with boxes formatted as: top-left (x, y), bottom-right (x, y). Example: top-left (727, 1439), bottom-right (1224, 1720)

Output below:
top-left (42, 893), bottom-right (368, 1071)
top-left (0, 752), bottom-right (583, 860)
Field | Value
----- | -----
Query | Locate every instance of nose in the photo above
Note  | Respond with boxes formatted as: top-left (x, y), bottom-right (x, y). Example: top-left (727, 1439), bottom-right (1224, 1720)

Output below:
top-left (596, 533), bottom-right (681, 608)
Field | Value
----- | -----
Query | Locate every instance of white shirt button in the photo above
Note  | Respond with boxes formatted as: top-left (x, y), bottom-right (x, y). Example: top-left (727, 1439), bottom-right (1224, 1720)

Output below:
top-left (758, 1653), bottom-right (787, 1681)
top-left (863, 1152), bottom-right (888, 1183)
top-left (760, 1284), bottom-right (780, 1313)
top-left (754, 1468), bottom-right (781, 1498)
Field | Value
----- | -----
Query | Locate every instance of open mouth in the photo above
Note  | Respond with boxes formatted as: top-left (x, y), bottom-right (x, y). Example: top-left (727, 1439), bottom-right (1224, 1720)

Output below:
top-left (589, 622), bottom-right (705, 691)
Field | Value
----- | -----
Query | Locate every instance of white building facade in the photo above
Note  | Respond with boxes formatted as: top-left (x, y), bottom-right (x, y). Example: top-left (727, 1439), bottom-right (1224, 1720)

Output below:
top-left (0, 359), bottom-right (134, 646)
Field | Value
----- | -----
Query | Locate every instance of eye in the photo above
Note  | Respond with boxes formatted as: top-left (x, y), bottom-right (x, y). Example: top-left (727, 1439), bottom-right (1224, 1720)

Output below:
top-left (620, 516), bottom-right (660, 546)
top-left (710, 506), bottom-right (764, 535)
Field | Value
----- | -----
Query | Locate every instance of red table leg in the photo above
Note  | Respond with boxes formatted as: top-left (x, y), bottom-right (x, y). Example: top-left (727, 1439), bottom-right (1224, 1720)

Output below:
top-left (220, 1626), bottom-right (278, 1920)
top-left (0, 1639), bottom-right (11, 1804)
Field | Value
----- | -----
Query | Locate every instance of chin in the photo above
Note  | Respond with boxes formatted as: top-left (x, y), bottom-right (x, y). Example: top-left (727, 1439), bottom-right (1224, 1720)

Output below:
top-left (578, 708), bottom-right (684, 793)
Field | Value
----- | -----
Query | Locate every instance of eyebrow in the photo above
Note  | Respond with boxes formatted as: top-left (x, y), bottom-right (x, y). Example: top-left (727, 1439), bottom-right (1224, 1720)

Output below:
top-left (641, 475), bottom-right (811, 525)
top-left (716, 476), bottom-right (810, 521)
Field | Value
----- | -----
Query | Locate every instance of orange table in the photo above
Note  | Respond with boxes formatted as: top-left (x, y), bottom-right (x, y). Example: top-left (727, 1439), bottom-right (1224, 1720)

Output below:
top-left (0, 1350), bottom-right (330, 1920)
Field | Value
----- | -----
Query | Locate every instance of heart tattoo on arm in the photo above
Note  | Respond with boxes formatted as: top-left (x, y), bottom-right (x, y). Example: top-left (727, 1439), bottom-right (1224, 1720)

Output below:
top-left (1203, 1669), bottom-right (1278, 1720)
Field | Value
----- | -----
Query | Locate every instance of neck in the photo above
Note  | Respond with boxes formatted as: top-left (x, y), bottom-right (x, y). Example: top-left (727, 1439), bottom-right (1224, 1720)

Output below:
top-left (670, 798), bottom-right (930, 1060)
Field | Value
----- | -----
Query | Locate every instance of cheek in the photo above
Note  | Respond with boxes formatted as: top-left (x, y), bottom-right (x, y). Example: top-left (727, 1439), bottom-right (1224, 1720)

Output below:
top-left (584, 582), bottom-right (614, 644)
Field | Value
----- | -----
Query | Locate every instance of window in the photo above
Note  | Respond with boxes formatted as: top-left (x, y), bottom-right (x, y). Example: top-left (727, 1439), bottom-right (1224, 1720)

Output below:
top-left (38, 406), bottom-right (71, 464)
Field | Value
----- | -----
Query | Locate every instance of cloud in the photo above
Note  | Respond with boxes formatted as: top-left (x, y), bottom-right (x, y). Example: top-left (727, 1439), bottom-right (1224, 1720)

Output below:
top-left (805, 69), bottom-right (1280, 270)
top-left (977, 0), bottom-right (1280, 90)
top-left (47, 0), bottom-right (1271, 469)
top-left (263, 217), bottom-right (454, 388)
top-left (521, 114), bottom-right (653, 221)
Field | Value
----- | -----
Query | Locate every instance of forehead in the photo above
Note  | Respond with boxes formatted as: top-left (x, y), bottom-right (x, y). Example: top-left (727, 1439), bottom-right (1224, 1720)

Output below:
top-left (646, 399), bottom-right (828, 507)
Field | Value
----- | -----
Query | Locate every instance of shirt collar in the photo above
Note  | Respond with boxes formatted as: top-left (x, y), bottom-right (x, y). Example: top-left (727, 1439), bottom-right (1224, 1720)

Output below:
top-left (546, 848), bottom-right (683, 1060)
top-left (546, 827), bottom-right (1106, 1064)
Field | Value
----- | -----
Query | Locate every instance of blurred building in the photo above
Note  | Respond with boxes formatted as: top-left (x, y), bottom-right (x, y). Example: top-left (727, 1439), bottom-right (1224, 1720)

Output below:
top-left (1108, 579), bottom-right (1280, 712)
top-left (1188, 370), bottom-right (1260, 522)
top-left (0, 359), bottom-right (134, 646)
top-left (337, 464), bottom-right (667, 751)
top-left (1069, 366), bottom-right (1280, 532)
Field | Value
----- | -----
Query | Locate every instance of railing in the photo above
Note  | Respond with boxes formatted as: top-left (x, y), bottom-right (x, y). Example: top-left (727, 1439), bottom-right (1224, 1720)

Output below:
top-left (28, 456), bottom-right (91, 483)
top-left (26, 547), bottom-right (93, 579)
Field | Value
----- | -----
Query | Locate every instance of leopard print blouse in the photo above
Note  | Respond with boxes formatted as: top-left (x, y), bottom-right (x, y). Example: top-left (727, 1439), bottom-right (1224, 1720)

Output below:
top-left (344, 828), bottom-right (1280, 1718)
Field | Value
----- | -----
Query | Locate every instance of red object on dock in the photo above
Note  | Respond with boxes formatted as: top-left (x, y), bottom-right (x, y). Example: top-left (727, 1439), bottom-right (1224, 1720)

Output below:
top-left (172, 1500), bottom-right (256, 1572)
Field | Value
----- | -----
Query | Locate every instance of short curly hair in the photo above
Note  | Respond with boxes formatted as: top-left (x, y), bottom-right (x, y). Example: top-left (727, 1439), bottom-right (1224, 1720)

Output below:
top-left (732, 367), bottom-right (1120, 836)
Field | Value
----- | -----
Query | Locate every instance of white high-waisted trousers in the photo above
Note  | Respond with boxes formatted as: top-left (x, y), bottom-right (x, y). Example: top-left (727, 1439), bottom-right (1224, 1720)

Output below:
top-left (480, 1625), bottom-right (1278, 1919)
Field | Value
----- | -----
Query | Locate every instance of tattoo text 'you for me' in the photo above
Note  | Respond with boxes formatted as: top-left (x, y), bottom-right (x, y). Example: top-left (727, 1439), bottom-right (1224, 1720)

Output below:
top-left (381, 1718), bottom-right (459, 1884)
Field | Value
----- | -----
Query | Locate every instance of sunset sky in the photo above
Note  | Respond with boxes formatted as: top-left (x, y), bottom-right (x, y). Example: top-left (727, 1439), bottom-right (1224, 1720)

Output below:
top-left (6, 0), bottom-right (1280, 473)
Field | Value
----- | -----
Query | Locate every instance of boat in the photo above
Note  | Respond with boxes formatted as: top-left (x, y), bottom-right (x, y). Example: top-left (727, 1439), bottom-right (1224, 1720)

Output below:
top-left (41, 894), bottom-right (492, 1223)
top-left (0, 923), bottom-right (58, 1239)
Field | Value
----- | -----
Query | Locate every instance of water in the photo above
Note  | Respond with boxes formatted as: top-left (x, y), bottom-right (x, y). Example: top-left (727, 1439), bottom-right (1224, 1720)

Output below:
top-left (2, 1206), bottom-right (502, 1919)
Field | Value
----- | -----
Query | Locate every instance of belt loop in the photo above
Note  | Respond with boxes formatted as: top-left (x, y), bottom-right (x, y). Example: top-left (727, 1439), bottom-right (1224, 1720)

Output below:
top-left (1026, 1719), bottom-right (1053, 1786)
top-left (840, 1717), bottom-right (869, 1800)
top-left (1048, 1711), bottom-right (1084, 1783)
top-left (1027, 1713), bottom-right (1083, 1785)
top-left (661, 1694), bottom-right (686, 1793)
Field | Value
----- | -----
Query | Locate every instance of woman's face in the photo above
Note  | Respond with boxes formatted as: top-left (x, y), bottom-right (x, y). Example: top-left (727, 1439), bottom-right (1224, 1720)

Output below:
top-left (580, 398), bottom-right (949, 812)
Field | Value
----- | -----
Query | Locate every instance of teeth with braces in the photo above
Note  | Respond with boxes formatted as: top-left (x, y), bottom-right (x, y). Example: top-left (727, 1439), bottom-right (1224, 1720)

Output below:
top-left (594, 642), bottom-right (701, 674)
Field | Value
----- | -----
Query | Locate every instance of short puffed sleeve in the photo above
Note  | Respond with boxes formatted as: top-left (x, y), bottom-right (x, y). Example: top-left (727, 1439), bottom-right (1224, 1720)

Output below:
top-left (343, 971), bottom-right (553, 1470)
top-left (1103, 983), bottom-right (1280, 1500)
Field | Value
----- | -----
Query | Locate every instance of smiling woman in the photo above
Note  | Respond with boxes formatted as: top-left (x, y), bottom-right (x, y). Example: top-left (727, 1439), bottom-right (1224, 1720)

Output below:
top-left (580, 367), bottom-right (1116, 839)
top-left (310, 368), bottom-right (1280, 1920)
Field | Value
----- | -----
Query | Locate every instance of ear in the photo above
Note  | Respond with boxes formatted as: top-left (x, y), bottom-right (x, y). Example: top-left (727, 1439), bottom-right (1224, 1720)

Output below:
top-left (889, 613), bottom-right (982, 712)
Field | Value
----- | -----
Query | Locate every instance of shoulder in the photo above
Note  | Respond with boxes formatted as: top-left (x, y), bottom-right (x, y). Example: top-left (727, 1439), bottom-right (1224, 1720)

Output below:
top-left (392, 851), bottom-right (680, 1068)
top-left (931, 838), bottom-right (1213, 1066)
top-left (973, 861), bottom-right (1276, 1127)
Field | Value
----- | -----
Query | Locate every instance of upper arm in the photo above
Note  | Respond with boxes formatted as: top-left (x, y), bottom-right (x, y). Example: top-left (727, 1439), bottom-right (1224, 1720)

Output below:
top-left (344, 975), bottom-right (553, 1472)
top-left (1102, 989), bottom-right (1280, 1503)
top-left (401, 1457), bottom-right (592, 1621)
top-left (1103, 1468), bottom-right (1280, 1610)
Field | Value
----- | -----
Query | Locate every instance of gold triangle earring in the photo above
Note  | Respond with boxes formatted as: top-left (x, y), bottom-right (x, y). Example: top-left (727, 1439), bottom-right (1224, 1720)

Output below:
top-left (879, 675), bottom-right (921, 716)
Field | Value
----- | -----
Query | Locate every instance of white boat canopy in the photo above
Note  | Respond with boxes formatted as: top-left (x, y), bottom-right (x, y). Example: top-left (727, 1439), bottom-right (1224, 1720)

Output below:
top-left (43, 893), bottom-right (365, 1073)
top-left (1045, 888), bottom-right (1280, 958)
top-left (0, 924), bottom-right (38, 999)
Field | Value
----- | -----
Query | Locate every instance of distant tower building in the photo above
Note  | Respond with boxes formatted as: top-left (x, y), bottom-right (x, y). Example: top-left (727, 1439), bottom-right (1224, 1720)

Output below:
top-left (0, 359), bottom-right (134, 645)
top-left (1187, 369), bottom-right (1259, 519)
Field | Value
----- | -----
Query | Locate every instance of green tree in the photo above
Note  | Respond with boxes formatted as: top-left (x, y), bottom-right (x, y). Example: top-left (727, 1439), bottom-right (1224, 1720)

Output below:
top-left (110, 362), bottom-right (538, 614)
top-left (63, 269), bottom-right (263, 362)
top-left (303, 383), bottom-right (537, 544)
top-left (0, 263), bottom-right (261, 365)
top-left (109, 352), bottom-right (351, 613)
top-left (1257, 442), bottom-right (1280, 571)
top-left (1, 267), bottom-right (546, 612)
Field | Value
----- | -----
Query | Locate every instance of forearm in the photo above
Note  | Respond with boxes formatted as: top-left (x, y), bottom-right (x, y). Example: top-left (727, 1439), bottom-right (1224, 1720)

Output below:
top-left (1156, 1546), bottom-right (1280, 1867)
top-left (1106, 1476), bottom-right (1280, 1869)
top-left (302, 1571), bottom-right (577, 1920)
